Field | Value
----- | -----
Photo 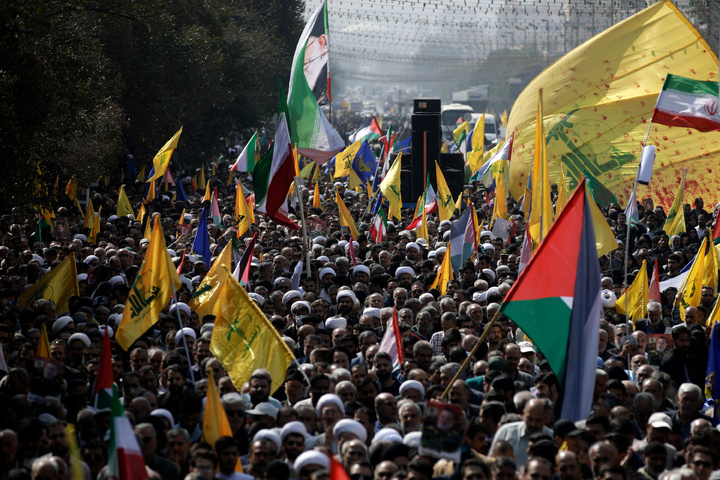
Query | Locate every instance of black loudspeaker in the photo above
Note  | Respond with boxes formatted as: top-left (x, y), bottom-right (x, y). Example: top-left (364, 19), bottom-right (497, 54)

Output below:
top-left (439, 153), bottom-right (465, 200)
top-left (411, 114), bottom-right (441, 200)
top-left (413, 98), bottom-right (441, 114)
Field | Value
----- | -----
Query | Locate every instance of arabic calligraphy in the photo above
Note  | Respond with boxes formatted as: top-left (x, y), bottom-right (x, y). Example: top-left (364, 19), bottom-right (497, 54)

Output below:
top-left (128, 280), bottom-right (161, 318)
top-left (226, 311), bottom-right (262, 360)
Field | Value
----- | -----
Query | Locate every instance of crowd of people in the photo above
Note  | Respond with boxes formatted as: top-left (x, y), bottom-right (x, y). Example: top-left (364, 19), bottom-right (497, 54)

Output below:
top-left (0, 156), bottom-right (719, 480)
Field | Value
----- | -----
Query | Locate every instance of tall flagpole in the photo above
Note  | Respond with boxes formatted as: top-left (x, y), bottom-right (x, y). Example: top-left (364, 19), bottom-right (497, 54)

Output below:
top-left (294, 177), bottom-right (312, 279)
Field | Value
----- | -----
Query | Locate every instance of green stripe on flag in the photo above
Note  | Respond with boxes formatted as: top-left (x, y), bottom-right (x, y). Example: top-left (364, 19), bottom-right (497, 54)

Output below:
top-left (664, 74), bottom-right (718, 97)
top-left (500, 296), bottom-right (572, 383)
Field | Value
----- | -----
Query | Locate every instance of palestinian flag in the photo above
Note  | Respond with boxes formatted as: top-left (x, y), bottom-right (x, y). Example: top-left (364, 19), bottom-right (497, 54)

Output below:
top-left (499, 178), bottom-right (601, 422)
top-left (254, 91), bottom-right (298, 230)
top-left (449, 207), bottom-right (476, 272)
top-left (370, 205), bottom-right (388, 243)
top-left (349, 117), bottom-right (382, 143)
top-left (378, 307), bottom-right (404, 368)
top-left (108, 385), bottom-right (148, 480)
top-left (651, 74), bottom-right (720, 132)
top-left (91, 326), bottom-right (113, 410)
top-left (233, 232), bottom-right (258, 287)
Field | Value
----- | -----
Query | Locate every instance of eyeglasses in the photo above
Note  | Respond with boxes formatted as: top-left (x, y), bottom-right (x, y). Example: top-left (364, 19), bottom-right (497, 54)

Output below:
top-left (693, 461), bottom-right (712, 469)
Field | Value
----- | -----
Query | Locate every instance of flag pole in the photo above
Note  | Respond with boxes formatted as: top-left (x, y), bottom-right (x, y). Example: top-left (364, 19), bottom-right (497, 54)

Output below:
top-left (441, 309), bottom-right (501, 400)
top-left (170, 283), bottom-right (196, 388)
top-left (294, 176), bottom-right (312, 279)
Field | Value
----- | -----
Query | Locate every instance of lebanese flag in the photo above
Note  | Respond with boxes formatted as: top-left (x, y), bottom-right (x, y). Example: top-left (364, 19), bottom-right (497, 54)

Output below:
top-left (651, 74), bottom-right (720, 132)
top-left (370, 206), bottom-right (388, 243)
top-left (378, 307), bottom-right (404, 368)
top-left (649, 259), bottom-right (661, 302)
top-left (108, 385), bottom-right (148, 480)
top-left (91, 326), bottom-right (114, 411)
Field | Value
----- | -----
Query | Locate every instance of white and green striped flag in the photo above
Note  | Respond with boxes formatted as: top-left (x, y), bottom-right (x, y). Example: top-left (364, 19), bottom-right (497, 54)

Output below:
top-left (287, 0), bottom-right (344, 164)
top-left (652, 74), bottom-right (720, 132)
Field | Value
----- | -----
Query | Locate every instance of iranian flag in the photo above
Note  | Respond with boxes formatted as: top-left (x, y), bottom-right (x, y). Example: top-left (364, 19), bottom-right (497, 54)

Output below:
top-left (108, 386), bottom-right (148, 480)
top-left (287, 0), bottom-right (344, 163)
top-left (406, 177), bottom-right (437, 230)
top-left (378, 307), bottom-right (404, 368)
top-left (651, 74), bottom-right (720, 132)
top-left (499, 178), bottom-right (601, 422)
top-left (91, 326), bottom-right (113, 411)
top-left (230, 131), bottom-right (259, 173)
top-left (349, 117), bottom-right (383, 143)
top-left (254, 94), bottom-right (298, 230)
top-left (370, 205), bottom-right (388, 243)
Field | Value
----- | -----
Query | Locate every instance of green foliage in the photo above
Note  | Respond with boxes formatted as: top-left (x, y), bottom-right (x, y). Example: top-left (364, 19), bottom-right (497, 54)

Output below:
top-left (0, 0), bottom-right (304, 213)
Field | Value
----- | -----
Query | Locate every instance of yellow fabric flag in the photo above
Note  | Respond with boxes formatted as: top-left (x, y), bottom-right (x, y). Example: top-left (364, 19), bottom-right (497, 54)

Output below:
top-left (300, 161), bottom-right (315, 179)
top-left (703, 237), bottom-right (718, 295)
top-left (293, 145), bottom-right (300, 177)
top-left (234, 181), bottom-right (250, 238)
top-left (435, 162), bottom-right (455, 222)
top-left (143, 215), bottom-right (152, 241)
top-left (137, 204), bottom-right (146, 225)
top-left (188, 242), bottom-right (233, 320)
top-left (453, 120), bottom-right (470, 145)
top-left (431, 244), bottom-right (453, 294)
top-left (227, 170), bottom-right (234, 186)
top-left (88, 207), bottom-right (102, 245)
top-left (36, 324), bottom-right (51, 359)
top-left (147, 127), bottom-right (183, 182)
top-left (135, 165), bottom-right (146, 183)
top-left (335, 140), bottom-right (362, 178)
top-left (116, 217), bottom-right (182, 350)
top-left (500, 110), bottom-right (508, 128)
top-left (19, 253), bottom-right (79, 314)
top-left (348, 169), bottom-right (362, 189)
top-left (380, 153), bottom-right (402, 221)
top-left (467, 115), bottom-right (486, 172)
top-left (212, 158), bottom-right (217, 177)
top-left (247, 194), bottom-right (256, 225)
top-left (202, 370), bottom-right (235, 449)
top-left (491, 159), bottom-right (509, 222)
top-left (555, 170), bottom-right (569, 217)
top-left (615, 259), bottom-right (648, 321)
top-left (336, 192), bottom-right (359, 239)
top-left (679, 237), bottom-right (710, 322)
top-left (455, 191), bottom-right (463, 214)
top-left (65, 424), bottom-right (85, 480)
top-left (528, 89), bottom-right (553, 244)
top-left (202, 180), bottom-right (212, 203)
top-left (199, 168), bottom-right (206, 194)
top-left (66, 177), bottom-right (79, 201)
top-left (707, 298), bottom-right (720, 327)
top-left (83, 196), bottom-right (95, 230)
top-left (664, 173), bottom-right (687, 236)
top-left (313, 182), bottom-right (321, 209)
top-left (586, 185), bottom-right (618, 258)
top-left (211, 271), bottom-right (295, 393)
top-left (505, 1), bottom-right (720, 210)
top-left (117, 186), bottom-right (134, 217)
top-left (146, 180), bottom-right (156, 202)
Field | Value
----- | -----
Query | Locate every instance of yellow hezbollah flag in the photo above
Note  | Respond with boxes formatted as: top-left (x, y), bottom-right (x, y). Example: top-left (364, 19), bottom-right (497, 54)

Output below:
top-left (211, 271), bottom-right (295, 393)
top-left (615, 259), bottom-right (648, 321)
top-left (202, 180), bottom-right (211, 203)
top-left (234, 181), bottom-right (250, 238)
top-left (137, 203), bottom-right (146, 224)
top-left (135, 164), bottom-right (146, 183)
top-left (199, 168), bottom-right (206, 194)
top-left (586, 184), bottom-right (618, 258)
top-left (380, 153), bottom-right (402, 221)
top-left (146, 180), bottom-right (156, 202)
top-left (703, 236), bottom-right (718, 294)
top-left (19, 253), bottom-right (79, 314)
top-left (336, 192), bottom-right (359, 239)
top-left (143, 215), bottom-right (152, 241)
top-left (66, 177), bottom-right (79, 201)
top-left (467, 115), bottom-right (485, 172)
top-left (555, 169), bottom-right (569, 217)
top-left (505, 0), bottom-right (720, 211)
top-left (528, 89), bottom-right (553, 244)
top-left (83, 196), bottom-right (95, 230)
top-left (431, 244), bottom-right (453, 295)
top-left (65, 424), bottom-right (85, 480)
top-left (188, 242), bottom-right (233, 320)
top-left (36, 324), bottom-right (51, 359)
top-left (453, 120), bottom-right (469, 145)
top-left (117, 186), bottom-right (134, 217)
top-left (147, 127), bottom-right (183, 182)
top-left (313, 182), bottom-right (321, 209)
top-left (300, 161), bottom-right (315, 179)
top-left (202, 370), bottom-right (243, 473)
top-left (664, 170), bottom-right (686, 236)
top-left (88, 207), bottom-right (102, 245)
top-left (335, 140), bottom-right (362, 178)
top-left (435, 161), bottom-right (455, 222)
top-left (116, 217), bottom-right (182, 350)
top-left (679, 237), bottom-right (711, 322)
top-left (491, 159), bottom-right (509, 222)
